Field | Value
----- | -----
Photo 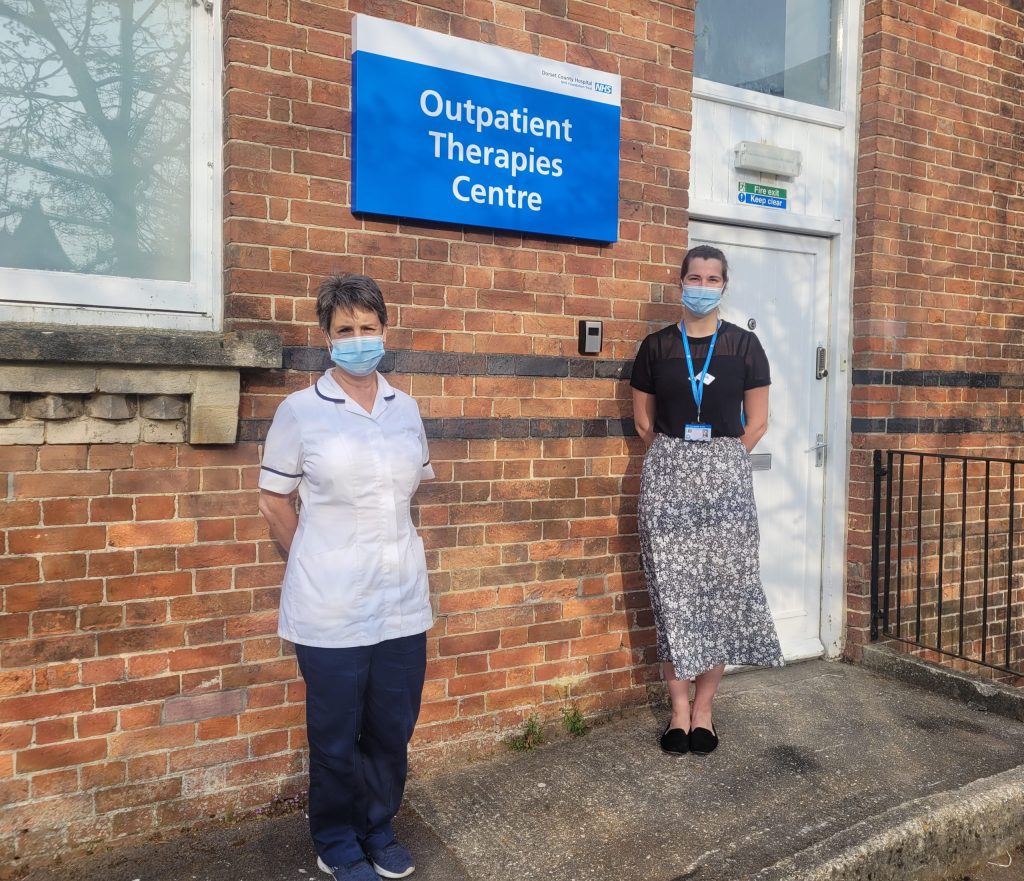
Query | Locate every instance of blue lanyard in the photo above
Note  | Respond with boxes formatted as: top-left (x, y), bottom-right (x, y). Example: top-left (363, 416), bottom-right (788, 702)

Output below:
top-left (681, 321), bottom-right (720, 420)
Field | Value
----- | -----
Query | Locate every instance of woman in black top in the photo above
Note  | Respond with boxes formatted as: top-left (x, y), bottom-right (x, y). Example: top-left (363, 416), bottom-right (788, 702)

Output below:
top-left (631, 244), bottom-right (783, 756)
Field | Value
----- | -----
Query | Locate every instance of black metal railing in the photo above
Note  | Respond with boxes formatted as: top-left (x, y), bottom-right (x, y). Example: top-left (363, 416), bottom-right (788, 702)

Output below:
top-left (870, 449), bottom-right (1024, 676)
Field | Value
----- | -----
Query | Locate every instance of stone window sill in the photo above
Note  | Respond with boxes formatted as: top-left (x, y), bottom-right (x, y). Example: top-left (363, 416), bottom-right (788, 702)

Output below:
top-left (0, 327), bottom-right (282, 445)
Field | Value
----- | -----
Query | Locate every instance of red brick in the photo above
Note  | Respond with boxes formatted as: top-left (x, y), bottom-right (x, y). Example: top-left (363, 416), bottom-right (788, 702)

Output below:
top-left (225, 752), bottom-right (303, 785)
top-left (97, 625), bottom-right (185, 656)
top-left (88, 445), bottom-right (134, 471)
top-left (250, 730), bottom-right (289, 756)
top-left (136, 547), bottom-right (178, 573)
top-left (95, 779), bottom-right (182, 813)
top-left (88, 550), bottom-right (134, 577)
top-left (221, 659), bottom-right (296, 688)
top-left (34, 717), bottom-right (75, 745)
top-left (125, 751), bottom-right (169, 780)
top-left (8, 526), bottom-right (107, 554)
top-left (0, 500), bottom-right (41, 527)
top-left (81, 760), bottom-right (126, 790)
top-left (0, 670), bottom-right (32, 697)
top-left (107, 520), bottom-right (196, 548)
top-left (111, 470), bottom-right (198, 494)
top-left (169, 739), bottom-right (248, 772)
top-left (32, 608), bottom-right (78, 635)
top-left (106, 572), bottom-right (193, 601)
top-left (133, 446), bottom-right (177, 468)
top-left (119, 704), bottom-right (163, 730)
top-left (38, 446), bottom-right (88, 470)
top-left (447, 671), bottom-right (508, 697)
top-left (109, 724), bottom-right (195, 757)
top-left (15, 472), bottom-right (109, 498)
top-left (6, 578), bottom-right (102, 612)
top-left (42, 497), bottom-right (89, 525)
top-left (527, 621), bottom-right (582, 643)
top-left (30, 768), bottom-right (81, 798)
top-left (177, 543), bottom-right (258, 569)
top-left (81, 657), bottom-right (126, 686)
top-left (168, 644), bottom-right (242, 672)
top-left (34, 662), bottom-right (81, 691)
top-left (89, 495), bottom-right (135, 522)
top-left (236, 704), bottom-right (304, 734)
top-left (96, 676), bottom-right (181, 709)
top-left (1, 635), bottom-right (96, 669)
top-left (437, 631), bottom-right (502, 656)
top-left (198, 715), bottom-right (240, 741)
top-left (135, 496), bottom-right (177, 521)
top-left (0, 723), bottom-right (32, 751)
top-left (76, 711), bottom-right (118, 738)
top-left (16, 738), bottom-right (107, 772)
top-left (0, 556), bottom-right (41, 585)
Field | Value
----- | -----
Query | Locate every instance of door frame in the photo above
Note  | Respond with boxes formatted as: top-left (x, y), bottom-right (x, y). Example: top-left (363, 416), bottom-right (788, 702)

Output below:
top-left (686, 0), bottom-right (865, 659)
top-left (683, 222), bottom-right (850, 659)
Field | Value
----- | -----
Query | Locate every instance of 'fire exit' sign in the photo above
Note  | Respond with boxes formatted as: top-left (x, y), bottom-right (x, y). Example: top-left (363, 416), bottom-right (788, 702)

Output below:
top-left (738, 181), bottom-right (787, 209)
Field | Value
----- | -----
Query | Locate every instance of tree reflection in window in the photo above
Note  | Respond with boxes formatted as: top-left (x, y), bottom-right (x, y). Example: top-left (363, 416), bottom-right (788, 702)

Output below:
top-left (694, 0), bottom-right (840, 110)
top-left (0, 0), bottom-right (190, 281)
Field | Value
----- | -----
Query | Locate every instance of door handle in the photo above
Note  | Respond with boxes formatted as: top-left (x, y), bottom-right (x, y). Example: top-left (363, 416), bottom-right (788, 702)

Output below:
top-left (815, 346), bottom-right (828, 380)
top-left (805, 434), bottom-right (827, 467)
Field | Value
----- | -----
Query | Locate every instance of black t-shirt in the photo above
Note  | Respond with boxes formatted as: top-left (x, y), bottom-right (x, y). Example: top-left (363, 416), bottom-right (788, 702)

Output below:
top-left (630, 320), bottom-right (771, 438)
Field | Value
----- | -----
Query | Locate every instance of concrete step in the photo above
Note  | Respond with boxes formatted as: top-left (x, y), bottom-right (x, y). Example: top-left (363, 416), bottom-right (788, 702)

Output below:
top-left (29, 657), bottom-right (1024, 881)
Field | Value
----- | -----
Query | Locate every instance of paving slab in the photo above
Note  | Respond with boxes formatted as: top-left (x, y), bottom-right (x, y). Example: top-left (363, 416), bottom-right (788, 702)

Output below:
top-left (28, 659), bottom-right (1024, 881)
top-left (26, 807), bottom-right (470, 881)
top-left (405, 659), bottom-right (1024, 880)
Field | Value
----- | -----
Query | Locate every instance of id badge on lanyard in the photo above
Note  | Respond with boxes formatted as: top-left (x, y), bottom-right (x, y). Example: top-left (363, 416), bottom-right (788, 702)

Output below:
top-left (682, 322), bottom-right (719, 443)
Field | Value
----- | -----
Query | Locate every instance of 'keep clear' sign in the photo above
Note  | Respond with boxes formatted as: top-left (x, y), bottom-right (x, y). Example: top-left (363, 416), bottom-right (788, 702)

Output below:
top-left (351, 15), bottom-right (621, 242)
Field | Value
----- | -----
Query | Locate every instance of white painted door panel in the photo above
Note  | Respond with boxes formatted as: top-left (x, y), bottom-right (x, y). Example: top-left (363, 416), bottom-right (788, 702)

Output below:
top-left (689, 222), bottom-right (830, 661)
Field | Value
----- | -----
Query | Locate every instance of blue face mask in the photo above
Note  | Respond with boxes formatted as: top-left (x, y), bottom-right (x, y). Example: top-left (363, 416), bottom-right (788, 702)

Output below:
top-left (329, 335), bottom-right (385, 377)
top-left (682, 285), bottom-right (723, 316)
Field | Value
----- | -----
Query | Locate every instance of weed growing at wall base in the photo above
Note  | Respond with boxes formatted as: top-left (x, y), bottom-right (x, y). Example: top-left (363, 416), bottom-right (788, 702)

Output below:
top-left (507, 715), bottom-right (544, 751)
top-left (561, 703), bottom-right (589, 737)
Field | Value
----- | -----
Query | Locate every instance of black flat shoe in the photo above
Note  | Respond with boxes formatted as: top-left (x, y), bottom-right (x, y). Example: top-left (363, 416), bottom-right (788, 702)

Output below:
top-left (659, 723), bottom-right (689, 755)
top-left (689, 724), bottom-right (718, 755)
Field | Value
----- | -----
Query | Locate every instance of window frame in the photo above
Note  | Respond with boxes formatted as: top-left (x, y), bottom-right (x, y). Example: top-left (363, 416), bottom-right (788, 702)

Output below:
top-left (0, 0), bottom-right (223, 332)
top-left (692, 0), bottom-right (846, 118)
top-left (691, 77), bottom-right (847, 129)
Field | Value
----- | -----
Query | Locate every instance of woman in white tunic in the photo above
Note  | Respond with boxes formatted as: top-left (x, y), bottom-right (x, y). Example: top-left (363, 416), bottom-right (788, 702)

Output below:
top-left (259, 274), bottom-right (433, 881)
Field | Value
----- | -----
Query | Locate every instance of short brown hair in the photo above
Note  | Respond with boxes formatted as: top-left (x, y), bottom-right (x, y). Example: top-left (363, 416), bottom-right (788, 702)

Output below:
top-left (315, 274), bottom-right (388, 332)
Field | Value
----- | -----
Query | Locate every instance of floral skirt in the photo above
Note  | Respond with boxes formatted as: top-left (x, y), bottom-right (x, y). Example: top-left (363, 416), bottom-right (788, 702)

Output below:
top-left (638, 434), bottom-right (784, 680)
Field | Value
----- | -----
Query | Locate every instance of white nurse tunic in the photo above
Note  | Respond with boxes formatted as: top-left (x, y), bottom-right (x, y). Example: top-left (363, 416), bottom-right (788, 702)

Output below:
top-left (258, 370), bottom-right (435, 648)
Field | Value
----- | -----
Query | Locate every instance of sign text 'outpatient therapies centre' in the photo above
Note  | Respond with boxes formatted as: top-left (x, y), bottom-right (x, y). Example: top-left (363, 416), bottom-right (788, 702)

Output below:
top-left (352, 15), bottom-right (622, 242)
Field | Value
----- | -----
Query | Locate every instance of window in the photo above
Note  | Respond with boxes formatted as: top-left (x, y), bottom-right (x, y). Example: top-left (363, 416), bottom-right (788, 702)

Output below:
top-left (694, 0), bottom-right (841, 110)
top-left (0, 0), bottom-right (221, 329)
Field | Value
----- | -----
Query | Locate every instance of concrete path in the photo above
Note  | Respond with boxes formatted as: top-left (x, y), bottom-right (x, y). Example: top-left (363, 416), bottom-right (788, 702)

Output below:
top-left (31, 657), bottom-right (1024, 881)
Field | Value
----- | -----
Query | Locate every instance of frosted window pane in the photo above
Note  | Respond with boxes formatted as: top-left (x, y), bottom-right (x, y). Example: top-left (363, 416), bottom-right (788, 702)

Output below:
top-left (0, 0), bottom-right (191, 281)
top-left (695, 0), bottom-right (840, 110)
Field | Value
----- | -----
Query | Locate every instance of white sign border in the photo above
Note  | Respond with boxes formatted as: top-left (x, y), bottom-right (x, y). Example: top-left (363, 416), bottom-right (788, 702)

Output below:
top-left (353, 14), bottom-right (622, 107)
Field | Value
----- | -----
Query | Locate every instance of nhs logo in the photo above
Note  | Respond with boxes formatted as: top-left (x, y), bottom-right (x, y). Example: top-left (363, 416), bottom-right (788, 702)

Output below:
top-left (594, 82), bottom-right (613, 95)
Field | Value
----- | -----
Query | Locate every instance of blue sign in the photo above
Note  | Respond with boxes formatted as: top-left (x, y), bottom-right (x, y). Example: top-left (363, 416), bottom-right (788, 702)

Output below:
top-left (352, 16), bottom-right (621, 242)
top-left (737, 192), bottom-right (787, 210)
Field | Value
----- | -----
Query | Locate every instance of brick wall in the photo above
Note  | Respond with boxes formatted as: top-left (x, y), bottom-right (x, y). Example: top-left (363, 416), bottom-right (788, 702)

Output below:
top-left (0, 442), bottom-right (306, 873)
top-left (0, 0), bottom-right (694, 873)
top-left (848, 0), bottom-right (1024, 667)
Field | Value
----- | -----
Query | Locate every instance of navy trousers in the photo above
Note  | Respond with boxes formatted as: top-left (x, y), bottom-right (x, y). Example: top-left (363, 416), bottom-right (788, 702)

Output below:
top-left (295, 632), bottom-right (427, 867)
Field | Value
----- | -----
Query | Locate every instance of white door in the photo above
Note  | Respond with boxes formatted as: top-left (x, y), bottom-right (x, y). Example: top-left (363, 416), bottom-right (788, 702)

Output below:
top-left (689, 222), bottom-right (831, 661)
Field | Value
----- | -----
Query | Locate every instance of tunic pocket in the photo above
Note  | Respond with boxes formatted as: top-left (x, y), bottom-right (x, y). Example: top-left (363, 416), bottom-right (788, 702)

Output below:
top-left (294, 543), bottom-right (367, 624)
